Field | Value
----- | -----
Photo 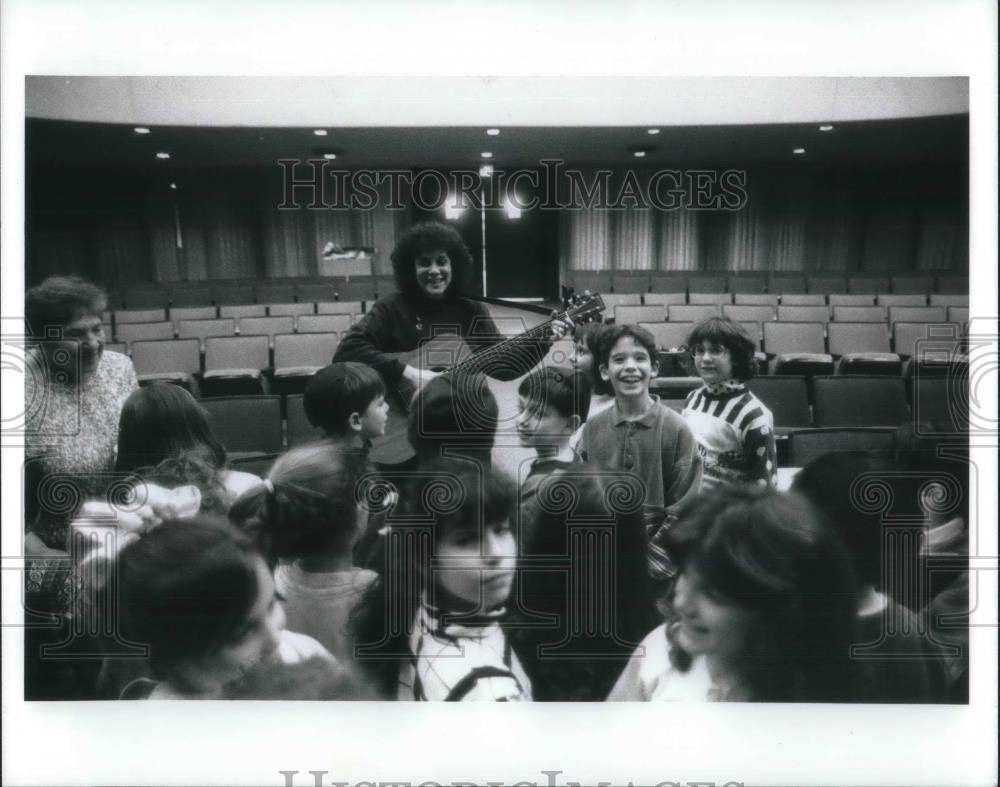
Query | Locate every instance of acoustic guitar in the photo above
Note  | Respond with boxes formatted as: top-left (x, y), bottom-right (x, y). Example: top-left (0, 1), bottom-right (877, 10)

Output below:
top-left (370, 293), bottom-right (605, 465)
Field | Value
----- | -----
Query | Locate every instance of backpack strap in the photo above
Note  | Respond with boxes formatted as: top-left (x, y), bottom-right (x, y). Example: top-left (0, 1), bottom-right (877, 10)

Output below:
top-left (444, 666), bottom-right (518, 702)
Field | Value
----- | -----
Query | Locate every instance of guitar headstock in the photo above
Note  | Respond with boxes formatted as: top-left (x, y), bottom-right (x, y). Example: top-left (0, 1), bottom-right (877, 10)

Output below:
top-left (562, 291), bottom-right (605, 325)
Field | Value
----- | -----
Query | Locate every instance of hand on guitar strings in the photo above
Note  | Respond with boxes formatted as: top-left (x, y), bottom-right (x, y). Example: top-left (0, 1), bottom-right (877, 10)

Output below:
top-left (548, 312), bottom-right (575, 341)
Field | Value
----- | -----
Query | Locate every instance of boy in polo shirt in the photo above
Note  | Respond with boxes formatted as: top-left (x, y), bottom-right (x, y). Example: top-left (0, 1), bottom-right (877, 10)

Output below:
top-left (578, 324), bottom-right (702, 580)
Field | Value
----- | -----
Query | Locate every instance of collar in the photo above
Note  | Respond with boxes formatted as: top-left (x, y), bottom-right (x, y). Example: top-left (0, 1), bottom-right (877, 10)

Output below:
top-left (703, 379), bottom-right (746, 395)
top-left (421, 593), bottom-right (506, 638)
top-left (612, 394), bottom-right (661, 427)
top-left (531, 444), bottom-right (580, 468)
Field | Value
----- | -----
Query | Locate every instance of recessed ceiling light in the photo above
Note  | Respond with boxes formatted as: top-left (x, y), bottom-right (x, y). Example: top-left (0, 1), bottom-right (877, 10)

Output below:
top-left (481, 151), bottom-right (493, 159)
top-left (156, 152), bottom-right (171, 159)
top-left (313, 129), bottom-right (328, 137)
top-left (819, 124), bottom-right (835, 132)
top-left (323, 153), bottom-right (338, 160)
top-left (647, 128), bottom-right (660, 135)
top-left (479, 164), bottom-right (494, 177)
top-left (486, 128), bottom-right (501, 136)
top-left (792, 148), bottom-right (806, 155)
top-left (133, 127), bottom-right (151, 135)
top-left (633, 150), bottom-right (647, 158)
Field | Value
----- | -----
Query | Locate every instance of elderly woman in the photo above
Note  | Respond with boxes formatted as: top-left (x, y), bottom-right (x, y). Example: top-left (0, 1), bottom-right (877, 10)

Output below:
top-left (24, 276), bottom-right (137, 560)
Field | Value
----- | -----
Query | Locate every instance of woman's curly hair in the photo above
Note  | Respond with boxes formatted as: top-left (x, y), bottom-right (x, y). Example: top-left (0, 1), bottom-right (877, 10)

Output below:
top-left (390, 221), bottom-right (473, 299)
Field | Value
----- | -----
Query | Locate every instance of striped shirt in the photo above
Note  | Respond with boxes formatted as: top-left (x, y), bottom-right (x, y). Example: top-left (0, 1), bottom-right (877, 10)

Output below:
top-left (682, 381), bottom-right (777, 489)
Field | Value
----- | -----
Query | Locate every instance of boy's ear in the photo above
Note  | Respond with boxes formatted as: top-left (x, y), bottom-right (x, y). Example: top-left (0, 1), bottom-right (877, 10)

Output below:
top-left (651, 356), bottom-right (660, 376)
top-left (348, 412), bottom-right (363, 433)
top-left (599, 363), bottom-right (610, 382)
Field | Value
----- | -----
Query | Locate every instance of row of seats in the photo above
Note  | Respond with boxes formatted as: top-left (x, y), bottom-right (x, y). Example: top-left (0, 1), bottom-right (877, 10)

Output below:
top-left (107, 300), bottom-right (364, 329)
top-left (612, 303), bottom-right (966, 327)
top-left (112, 314), bottom-right (357, 348)
top-left (599, 292), bottom-right (968, 310)
top-left (567, 271), bottom-right (968, 295)
top-left (110, 275), bottom-right (395, 310)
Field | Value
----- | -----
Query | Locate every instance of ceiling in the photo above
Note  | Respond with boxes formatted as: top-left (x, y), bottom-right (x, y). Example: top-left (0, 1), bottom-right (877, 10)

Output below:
top-left (27, 114), bottom-right (968, 170)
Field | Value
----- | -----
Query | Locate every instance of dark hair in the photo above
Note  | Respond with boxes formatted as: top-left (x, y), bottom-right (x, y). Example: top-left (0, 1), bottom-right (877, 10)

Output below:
top-left (890, 421), bottom-right (969, 525)
top-left (350, 460), bottom-right (517, 696)
top-left (596, 323), bottom-right (659, 371)
top-left (685, 316), bottom-right (758, 380)
top-left (115, 516), bottom-right (264, 679)
top-left (390, 221), bottom-right (473, 299)
top-left (517, 365), bottom-right (591, 423)
top-left (663, 486), bottom-right (864, 702)
top-left (229, 442), bottom-right (373, 566)
top-left (792, 451), bottom-right (894, 588)
top-left (304, 362), bottom-right (386, 436)
top-left (573, 323), bottom-right (614, 396)
top-left (25, 275), bottom-right (108, 336)
top-left (115, 384), bottom-right (227, 474)
top-left (134, 450), bottom-right (234, 517)
top-left (407, 372), bottom-right (499, 459)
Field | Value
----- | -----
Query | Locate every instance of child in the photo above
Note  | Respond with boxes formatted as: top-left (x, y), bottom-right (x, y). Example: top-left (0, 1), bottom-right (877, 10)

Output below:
top-left (608, 486), bottom-right (865, 702)
top-left (792, 451), bottom-right (950, 703)
top-left (682, 317), bottom-right (777, 490)
top-left (512, 366), bottom-right (654, 700)
top-left (578, 324), bottom-right (702, 580)
top-left (569, 323), bottom-right (615, 449)
top-left (352, 459), bottom-right (531, 701)
top-left (228, 443), bottom-right (378, 663)
top-left (303, 361), bottom-right (389, 448)
top-left (112, 516), bottom-right (331, 699)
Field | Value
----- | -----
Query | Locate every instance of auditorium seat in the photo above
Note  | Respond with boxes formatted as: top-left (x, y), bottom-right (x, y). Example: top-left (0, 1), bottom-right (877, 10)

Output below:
top-left (297, 314), bottom-right (354, 335)
top-left (763, 322), bottom-right (833, 376)
top-left (238, 316), bottom-right (295, 348)
top-left (201, 396), bottom-right (283, 457)
top-left (649, 376), bottom-right (702, 399)
top-left (947, 307), bottom-right (969, 328)
top-left (912, 375), bottom-right (969, 434)
top-left (601, 293), bottom-right (644, 313)
top-left (748, 375), bottom-right (812, 435)
top-left (169, 286), bottom-right (213, 308)
top-left (779, 294), bottom-right (826, 306)
top-left (272, 332), bottom-right (338, 393)
top-left (296, 282), bottom-right (339, 303)
top-left (893, 322), bottom-right (964, 359)
top-left (829, 294), bottom-right (875, 307)
top-left (267, 302), bottom-right (316, 318)
top-left (739, 321), bottom-right (764, 351)
top-left (668, 304), bottom-right (720, 322)
top-left (566, 271), bottom-right (612, 294)
top-left (723, 304), bottom-right (777, 324)
top-left (767, 275), bottom-right (807, 294)
top-left (930, 294), bottom-right (968, 307)
top-left (220, 304), bottom-right (268, 320)
top-left (115, 320), bottom-right (175, 346)
top-left (317, 301), bottom-right (364, 317)
top-left (615, 305), bottom-right (667, 325)
top-left (832, 306), bottom-right (887, 323)
top-left (639, 321), bottom-right (693, 351)
top-left (611, 272), bottom-right (652, 294)
top-left (848, 275), bottom-right (890, 294)
top-left (643, 292), bottom-right (686, 307)
top-left (123, 287), bottom-right (169, 310)
top-left (727, 274), bottom-right (767, 294)
top-left (115, 308), bottom-right (168, 325)
top-left (177, 318), bottom-right (235, 352)
top-left (812, 375), bottom-right (909, 427)
top-left (891, 275), bottom-right (931, 295)
top-left (777, 305), bottom-right (830, 323)
top-left (212, 284), bottom-right (256, 306)
top-left (104, 342), bottom-right (127, 355)
top-left (878, 294), bottom-right (928, 308)
top-left (170, 306), bottom-right (218, 327)
top-left (689, 292), bottom-right (733, 305)
top-left (131, 338), bottom-right (201, 389)
top-left (285, 394), bottom-right (325, 447)
top-left (806, 275), bottom-right (847, 294)
top-left (374, 275), bottom-right (396, 298)
top-left (888, 306), bottom-right (947, 328)
top-left (787, 427), bottom-right (896, 467)
top-left (649, 273), bottom-right (688, 294)
top-left (733, 293), bottom-right (779, 306)
top-left (256, 282), bottom-right (297, 303)
top-left (201, 335), bottom-right (270, 396)
top-left (934, 276), bottom-right (968, 294)
top-left (687, 275), bottom-right (727, 293)
top-left (827, 322), bottom-right (901, 376)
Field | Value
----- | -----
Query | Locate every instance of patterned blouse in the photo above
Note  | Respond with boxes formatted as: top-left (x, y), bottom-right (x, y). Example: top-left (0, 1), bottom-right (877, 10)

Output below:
top-left (25, 349), bottom-right (138, 550)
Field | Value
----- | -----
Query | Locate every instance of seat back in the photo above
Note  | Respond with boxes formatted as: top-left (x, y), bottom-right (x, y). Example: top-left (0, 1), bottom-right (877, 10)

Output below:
top-left (892, 322), bottom-right (963, 359)
top-left (686, 275), bottom-right (726, 292)
top-left (787, 427), bottom-right (896, 467)
top-left (912, 374), bottom-right (969, 434)
top-left (827, 322), bottom-right (892, 355)
top-left (832, 306), bottom-right (887, 323)
top-left (723, 304), bottom-right (777, 324)
top-left (947, 307), bottom-right (969, 327)
top-left (115, 320), bottom-right (175, 346)
top-left (296, 282), bottom-right (339, 303)
top-left (727, 274), bottom-right (767, 294)
top-left (878, 294), bottom-right (927, 307)
top-left (169, 286), bottom-right (214, 308)
top-left (934, 276), bottom-right (968, 294)
top-left (256, 281), bottom-right (297, 303)
top-left (748, 375), bottom-right (812, 429)
top-left (812, 376), bottom-right (909, 427)
top-left (668, 304), bottom-right (720, 322)
top-left (131, 338), bottom-right (201, 376)
top-left (238, 316), bottom-right (295, 345)
top-left (888, 306), bottom-right (947, 327)
top-left (601, 293), bottom-right (643, 312)
top-left (890, 275), bottom-right (931, 295)
top-left (115, 308), bottom-right (168, 325)
top-left (733, 293), bottom-right (779, 306)
top-left (829, 294), bottom-right (875, 307)
top-left (170, 306), bottom-right (218, 326)
top-left (566, 271), bottom-right (612, 294)
top-left (204, 335), bottom-right (269, 373)
top-left (648, 273), bottom-right (688, 293)
top-left (848, 275), bottom-right (890, 294)
top-left (273, 332), bottom-right (339, 371)
top-left (297, 314), bottom-right (354, 335)
top-left (212, 284), bottom-right (256, 306)
top-left (267, 302), bottom-right (315, 318)
top-left (688, 292), bottom-right (733, 305)
top-left (807, 275), bottom-right (847, 294)
top-left (220, 304), bottom-right (268, 320)
top-left (615, 305), bottom-right (667, 324)
top-left (201, 396), bottom-right (283, 454)
top-left (638, 321), bottom-right (694, 351)
top-left (177, 318), bottom-right (235, 351)
top-left (285, 394), bottom-right (325, 447)
top-left (763, 321), bottom-right (826, 355)
top-left (738, 321), bottom-right (763, 350)
top-left (929, 294), bottom-right (968, 307)
top-left (643, 292), bottom-right (686, 307)
top-left (779, 293), bottom-right (826, 306)
top-left (767, 275), bottom-right (807, 294)
top-left (123, 287), bottom-right (169, 310)
top-left (317, 301), bottom-right (364, 317)
top-left (611, 272), bottom-right (651, 294)
top-left (777, 305), bottom-right (830, 323)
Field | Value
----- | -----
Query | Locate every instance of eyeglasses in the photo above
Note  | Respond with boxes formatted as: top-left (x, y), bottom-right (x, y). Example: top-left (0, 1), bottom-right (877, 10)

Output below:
top-left (688, 345), bottom-right (729, 359)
